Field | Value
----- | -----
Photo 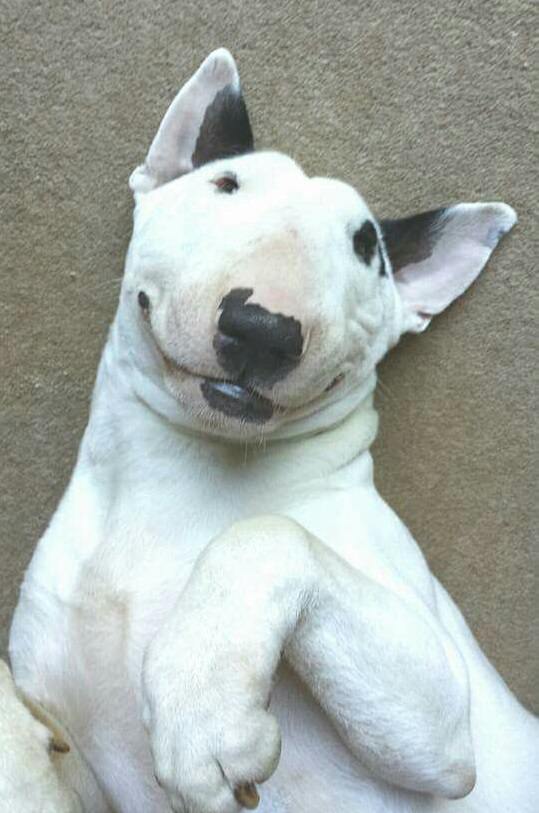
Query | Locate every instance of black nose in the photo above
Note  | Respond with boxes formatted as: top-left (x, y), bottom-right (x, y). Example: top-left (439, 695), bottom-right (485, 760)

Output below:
top-left (214, 288), bottom-right (303, 386)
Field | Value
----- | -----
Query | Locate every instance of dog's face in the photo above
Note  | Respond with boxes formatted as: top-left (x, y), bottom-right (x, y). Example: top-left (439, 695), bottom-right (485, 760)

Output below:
top-left (121, 49), bottom-right (515, 440)
top-left (125, 150), bottom-right (398, 437)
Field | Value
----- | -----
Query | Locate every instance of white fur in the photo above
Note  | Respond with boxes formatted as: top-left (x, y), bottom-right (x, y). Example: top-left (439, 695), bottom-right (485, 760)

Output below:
top-left (6, 49), bottom-right (538, 813)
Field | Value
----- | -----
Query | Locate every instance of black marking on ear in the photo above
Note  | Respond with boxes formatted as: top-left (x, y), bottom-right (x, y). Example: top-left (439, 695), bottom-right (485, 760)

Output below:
top-left (381, 208), bottom-right (448, 273)
top-left (353, 220), bottom-right (378, 265)
top-left (378, 250), bottom-right (387, 277)
top-left (192, 85), bottom-right (254, 168)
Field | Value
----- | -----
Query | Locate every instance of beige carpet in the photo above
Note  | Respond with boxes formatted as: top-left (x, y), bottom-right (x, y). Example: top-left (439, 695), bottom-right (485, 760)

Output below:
top-left (1, 0), bottom-right (537, 711)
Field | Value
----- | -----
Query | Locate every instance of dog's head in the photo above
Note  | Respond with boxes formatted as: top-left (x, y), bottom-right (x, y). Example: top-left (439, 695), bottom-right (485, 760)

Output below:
top-left (121, 49), bottom-right (516, 440)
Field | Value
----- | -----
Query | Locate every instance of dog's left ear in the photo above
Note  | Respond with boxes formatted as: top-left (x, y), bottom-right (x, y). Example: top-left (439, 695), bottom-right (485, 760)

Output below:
top-left (382, 203), bottom-right (517, 333)
top-left (129, 48), bottom-right (253, 195)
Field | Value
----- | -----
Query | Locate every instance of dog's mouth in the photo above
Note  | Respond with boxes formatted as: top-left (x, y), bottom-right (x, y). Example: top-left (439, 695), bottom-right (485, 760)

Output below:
top-left (200, 378), bottom-right (276, 423)
top-left (200, 371), bottom-right (346, 424)
top-left (162, 354), bottom-right (345, 425)
top-left (162, 354), bottom-right (281, 423)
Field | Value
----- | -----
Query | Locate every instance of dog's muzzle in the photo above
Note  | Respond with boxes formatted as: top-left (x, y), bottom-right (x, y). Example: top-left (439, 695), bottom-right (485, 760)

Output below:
top-left (201, 287), bottom-right (304, 423)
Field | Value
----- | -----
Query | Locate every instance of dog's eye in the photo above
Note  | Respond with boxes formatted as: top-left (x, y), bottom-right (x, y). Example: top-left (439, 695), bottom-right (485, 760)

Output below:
top-left (353, 220), bottom-right (378, 265)
top-left (213, 174), bottom-right (239, 194)
top-left (138, 290), bottom-right (150, 312)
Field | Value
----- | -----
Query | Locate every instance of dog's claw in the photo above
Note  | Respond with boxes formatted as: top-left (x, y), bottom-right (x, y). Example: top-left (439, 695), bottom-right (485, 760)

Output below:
top-left (21, 694), bottom-right (70, 754)
top-left (50, 736), bottom-right (70, 754)
top-left (234, 781), bottom-right (260, 809)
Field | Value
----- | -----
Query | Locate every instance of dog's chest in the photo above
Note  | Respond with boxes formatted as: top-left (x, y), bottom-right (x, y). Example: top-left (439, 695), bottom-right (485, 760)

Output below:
top-left (14, 453), bottom-right (439, 813)
top-left (26, 455), bottom-right (436, 689)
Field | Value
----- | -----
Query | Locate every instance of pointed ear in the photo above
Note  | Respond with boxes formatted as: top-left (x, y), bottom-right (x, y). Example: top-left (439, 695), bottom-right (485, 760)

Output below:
top-left (381, 203), bottom-right (517, 333)
top-left (129, 48), bottom-right (254, 195)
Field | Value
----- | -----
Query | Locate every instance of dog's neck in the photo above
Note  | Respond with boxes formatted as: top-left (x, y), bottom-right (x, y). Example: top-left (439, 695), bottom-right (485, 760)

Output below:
top-left (79, 318), bottom-right (379, 498)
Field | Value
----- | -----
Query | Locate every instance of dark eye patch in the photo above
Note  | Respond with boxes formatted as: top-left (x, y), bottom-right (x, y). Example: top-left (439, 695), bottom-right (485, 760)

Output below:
top-left (353, 220), bottom-right (378, 265)
top-left (213, 173), bottom-right (239, 194)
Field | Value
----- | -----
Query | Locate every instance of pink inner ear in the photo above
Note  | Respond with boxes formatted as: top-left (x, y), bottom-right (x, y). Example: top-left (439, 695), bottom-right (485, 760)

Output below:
top-left (394, 203), bottom-right (516, 321)
top-left (397, 240), bottom-right (494, 316)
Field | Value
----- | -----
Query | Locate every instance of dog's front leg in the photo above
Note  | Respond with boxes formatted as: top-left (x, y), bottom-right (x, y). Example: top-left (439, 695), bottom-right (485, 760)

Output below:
top-left (142, 516), bottom-right (475, 813)
top-left (142, 517), bottom-right (313, 813)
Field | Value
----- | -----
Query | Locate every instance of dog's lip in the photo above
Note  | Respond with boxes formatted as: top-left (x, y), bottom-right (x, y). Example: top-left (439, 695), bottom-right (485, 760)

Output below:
top-left (161, 350), bottom-right (345, 413)
top-left (200, 379), bottom-right (276, 424)
top-left (163, 354), bottom-right (286, 412)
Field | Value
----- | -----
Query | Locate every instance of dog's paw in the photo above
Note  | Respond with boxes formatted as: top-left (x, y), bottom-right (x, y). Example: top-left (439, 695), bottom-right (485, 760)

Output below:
top-left (142, 632), bottom-right (281, 813)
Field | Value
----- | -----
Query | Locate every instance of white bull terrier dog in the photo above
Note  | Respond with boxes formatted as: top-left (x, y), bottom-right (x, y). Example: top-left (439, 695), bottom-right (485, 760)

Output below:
top-left (6, 48), bottom-right (539, 813)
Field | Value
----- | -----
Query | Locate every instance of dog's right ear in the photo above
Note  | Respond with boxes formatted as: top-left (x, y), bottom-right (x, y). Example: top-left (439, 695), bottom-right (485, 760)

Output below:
top-left (129, 49), bottom-right (254, 195)
top-left (381, 203), bottom-right (517, 333)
